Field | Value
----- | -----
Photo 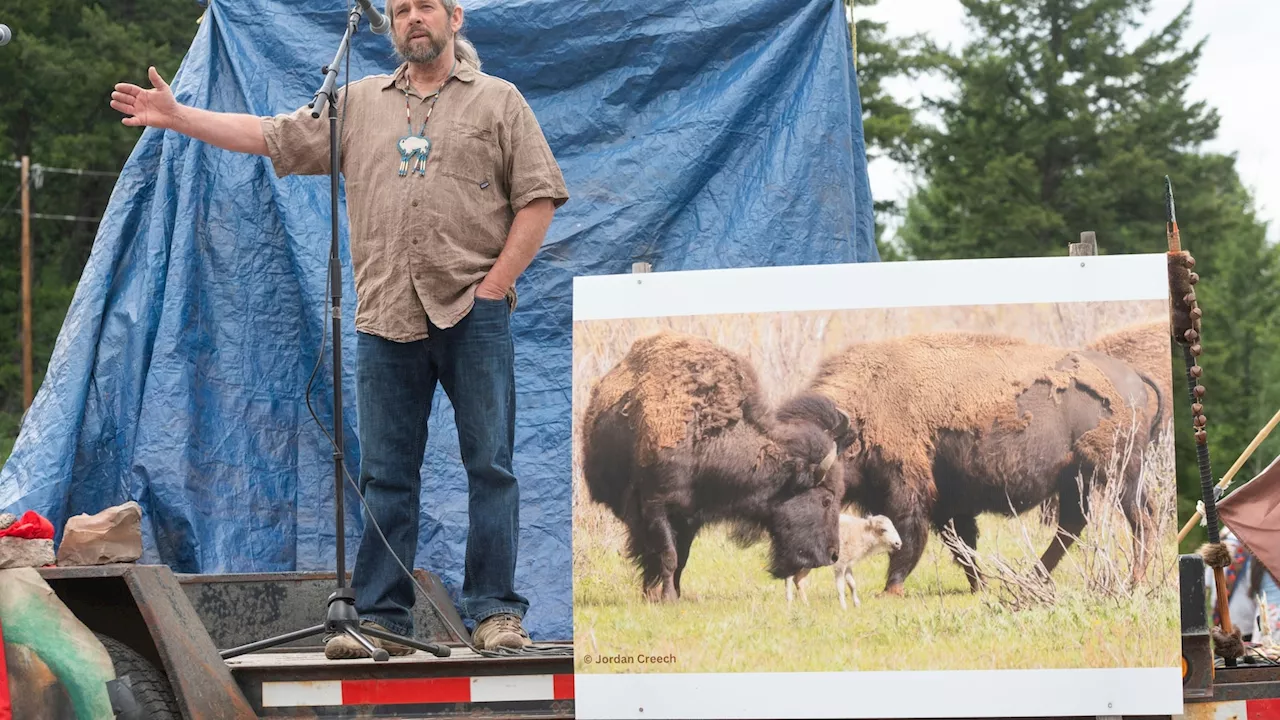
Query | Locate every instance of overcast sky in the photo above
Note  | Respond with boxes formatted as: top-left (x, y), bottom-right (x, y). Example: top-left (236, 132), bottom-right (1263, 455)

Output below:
top-left (858, 0), bottom-right (1280, 246)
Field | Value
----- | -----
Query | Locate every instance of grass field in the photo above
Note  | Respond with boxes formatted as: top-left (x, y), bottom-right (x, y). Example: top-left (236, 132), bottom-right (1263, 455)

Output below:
top-left (573, 502), bottom-right (1182, 674)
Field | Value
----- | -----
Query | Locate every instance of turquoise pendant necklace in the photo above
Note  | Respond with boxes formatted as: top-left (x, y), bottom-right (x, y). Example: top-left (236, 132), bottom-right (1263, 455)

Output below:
top-left (398, 58), bottom-right (457, 177)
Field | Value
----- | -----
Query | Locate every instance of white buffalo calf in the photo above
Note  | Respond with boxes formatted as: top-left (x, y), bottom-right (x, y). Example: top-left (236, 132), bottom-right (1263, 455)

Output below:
top-left (786, 514), bottom-right (902, 609)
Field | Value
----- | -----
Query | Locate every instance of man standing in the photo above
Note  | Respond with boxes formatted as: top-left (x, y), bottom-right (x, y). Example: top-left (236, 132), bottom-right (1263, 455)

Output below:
top-left (110, 0), bottom-right (568, 657)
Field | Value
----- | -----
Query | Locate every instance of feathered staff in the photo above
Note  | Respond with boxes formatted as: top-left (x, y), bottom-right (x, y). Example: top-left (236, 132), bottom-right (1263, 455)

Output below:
top-left (1166, 176), bottom-right (1242, 663)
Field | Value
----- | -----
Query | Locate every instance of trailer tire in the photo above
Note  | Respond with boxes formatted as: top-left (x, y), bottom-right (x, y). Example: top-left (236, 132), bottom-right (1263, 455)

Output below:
top-left (94, 632), bottom-right (181, 720)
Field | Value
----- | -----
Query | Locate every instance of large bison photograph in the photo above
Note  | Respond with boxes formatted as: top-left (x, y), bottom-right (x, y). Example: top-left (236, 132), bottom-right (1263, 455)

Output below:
top-left (570, 263), bottom-right (1183, 684)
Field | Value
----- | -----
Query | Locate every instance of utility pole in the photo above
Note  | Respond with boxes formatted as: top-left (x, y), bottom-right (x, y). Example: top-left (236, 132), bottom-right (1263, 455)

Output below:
top-left (847, 0), bottom-right (857, 68)
top-left (20, 155), bottom-right (32, 411)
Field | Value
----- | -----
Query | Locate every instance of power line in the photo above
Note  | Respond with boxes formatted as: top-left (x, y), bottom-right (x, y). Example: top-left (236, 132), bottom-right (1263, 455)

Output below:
top-left (5, 209), bottom-right (100, 223)
top-left (39, 166), bottom-right (119, 178)
top-left (0, 158), bottom-right (115, 222)
top-left (4, 160), bottom-right (119, 178)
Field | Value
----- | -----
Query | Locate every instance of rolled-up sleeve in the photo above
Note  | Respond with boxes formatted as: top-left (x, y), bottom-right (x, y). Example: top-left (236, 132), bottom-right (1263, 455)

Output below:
top-left (261, 87), bottom-right (346, 177)
top-left (503, 95), bottom-right (569, 214)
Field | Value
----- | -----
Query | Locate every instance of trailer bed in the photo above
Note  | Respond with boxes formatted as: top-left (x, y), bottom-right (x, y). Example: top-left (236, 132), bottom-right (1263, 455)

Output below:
top-left (38, 563), bottom-right (574, 719)
top-left (227, 647), bottom-right (574, 718)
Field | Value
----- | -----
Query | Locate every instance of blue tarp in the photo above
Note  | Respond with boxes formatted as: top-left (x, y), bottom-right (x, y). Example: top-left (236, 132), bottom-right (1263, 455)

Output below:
top-left (0, 0), bottom-right (877, 640)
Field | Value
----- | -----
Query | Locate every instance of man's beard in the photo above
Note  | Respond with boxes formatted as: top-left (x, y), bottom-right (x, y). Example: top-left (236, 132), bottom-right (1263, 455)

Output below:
top-left (394, 28), bottom-right (449, 64)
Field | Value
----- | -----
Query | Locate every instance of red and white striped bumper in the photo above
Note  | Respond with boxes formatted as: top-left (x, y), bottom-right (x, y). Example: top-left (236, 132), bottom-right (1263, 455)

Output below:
top-left (261, 673), bottom-right (574, 708)
top-left (1183, 698), bottom-right (1280, 720)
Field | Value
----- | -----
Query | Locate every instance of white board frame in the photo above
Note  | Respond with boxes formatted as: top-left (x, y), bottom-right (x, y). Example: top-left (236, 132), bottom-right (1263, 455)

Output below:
top-left (570, 254), bottom-right (1183, 720)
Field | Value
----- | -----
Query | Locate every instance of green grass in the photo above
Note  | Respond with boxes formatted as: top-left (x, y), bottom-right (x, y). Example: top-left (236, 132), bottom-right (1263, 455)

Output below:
top-left (572, 512), bottom-right (1182, 675)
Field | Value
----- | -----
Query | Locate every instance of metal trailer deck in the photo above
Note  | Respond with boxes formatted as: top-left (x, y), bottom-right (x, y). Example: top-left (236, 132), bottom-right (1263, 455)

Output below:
top-left (37, 563), bottom-right (574, 719)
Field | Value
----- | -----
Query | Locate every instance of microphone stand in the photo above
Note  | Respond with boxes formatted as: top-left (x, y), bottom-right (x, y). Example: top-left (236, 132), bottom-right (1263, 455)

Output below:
top-left (220, 2), bottom-right (448, 663)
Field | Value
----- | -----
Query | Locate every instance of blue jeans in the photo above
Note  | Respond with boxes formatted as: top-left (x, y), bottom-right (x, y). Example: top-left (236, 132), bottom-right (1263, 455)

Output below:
top-left (350, 296), bottom-right (528, 636)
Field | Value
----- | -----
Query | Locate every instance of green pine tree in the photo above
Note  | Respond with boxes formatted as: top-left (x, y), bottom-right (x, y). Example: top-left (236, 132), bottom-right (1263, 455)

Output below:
top-left (895, 0), bottom-right (1280, 550)
top-left (847, 0), bottom-right (941, 260)
top-left (0, 1), bottom-right (204, 462)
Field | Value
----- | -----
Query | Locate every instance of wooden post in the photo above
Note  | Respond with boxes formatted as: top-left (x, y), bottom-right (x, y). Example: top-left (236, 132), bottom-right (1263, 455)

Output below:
top-left (1069, 231), bottom-right (1097, 256)
top-left (20, 155), bottom-right (32, 411)
top-left (631, 262), bottom-right (651, 274)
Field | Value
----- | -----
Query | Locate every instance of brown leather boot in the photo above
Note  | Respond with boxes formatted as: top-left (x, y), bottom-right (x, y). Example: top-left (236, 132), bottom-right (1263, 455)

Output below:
top-left (323, 621), bottom-right (416, 659)
top-left (472, 614), bottom-right (532, 651)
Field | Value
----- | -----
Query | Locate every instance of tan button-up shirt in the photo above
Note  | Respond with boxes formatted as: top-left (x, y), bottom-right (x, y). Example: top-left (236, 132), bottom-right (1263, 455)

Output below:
top-left (260, 58), bottom-right (569, 342)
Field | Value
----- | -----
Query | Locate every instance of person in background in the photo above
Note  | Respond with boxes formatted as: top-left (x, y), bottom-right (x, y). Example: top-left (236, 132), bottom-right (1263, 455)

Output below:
top-left (1205, 512), bottom-right (1280, 645)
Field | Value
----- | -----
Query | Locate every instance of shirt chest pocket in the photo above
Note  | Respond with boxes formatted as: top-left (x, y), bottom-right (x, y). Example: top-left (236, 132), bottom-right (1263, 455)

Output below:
top-left (434, 120), bottom-right (501, 190)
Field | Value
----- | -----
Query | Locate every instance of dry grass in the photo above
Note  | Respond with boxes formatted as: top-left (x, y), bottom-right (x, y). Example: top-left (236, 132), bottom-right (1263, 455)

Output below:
top-left (570, 299), bottom-right (1183, 675)
top-left (939, 520), bottom-right (1057, 611)
top-left (1068, 420), bottom-right (1180, 602)
top-left (940, 424), bottom-right (1180, 615)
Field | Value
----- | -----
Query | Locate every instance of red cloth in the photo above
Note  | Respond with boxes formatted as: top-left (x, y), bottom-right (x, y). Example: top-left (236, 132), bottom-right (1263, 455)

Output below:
top-left (1219, 454), bottom-right (1280, 580)
top-left (0, 511), bottom-right (54, 540)
top-left (0, 615), bottom-right (11, 720)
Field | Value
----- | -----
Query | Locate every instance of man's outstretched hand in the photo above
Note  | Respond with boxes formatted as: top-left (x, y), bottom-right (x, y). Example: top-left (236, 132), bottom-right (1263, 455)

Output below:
top-left (112, 66), bottom-right (182, 130)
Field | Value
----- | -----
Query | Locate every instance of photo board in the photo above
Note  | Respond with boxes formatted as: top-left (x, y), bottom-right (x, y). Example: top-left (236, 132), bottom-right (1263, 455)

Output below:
top-left (570, 254), bottom-right (1183, 719)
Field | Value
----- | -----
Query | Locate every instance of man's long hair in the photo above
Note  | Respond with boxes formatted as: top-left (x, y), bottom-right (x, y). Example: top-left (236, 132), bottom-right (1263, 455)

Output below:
top-left (385, 0), bottom-right (482, 70)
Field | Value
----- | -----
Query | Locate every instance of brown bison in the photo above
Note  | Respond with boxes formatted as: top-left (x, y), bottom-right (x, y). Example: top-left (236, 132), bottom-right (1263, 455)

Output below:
top-left (1035, 321), bottom-right (1174, 527)
top-left (1086, 321), bottom-right (1174, 432)
top-left (1038, 321), bottom-right (1175, 526)
top-left (805, 332), bottom-right (1165, 595)
top-left (580, 331), bottom-right (852, 602)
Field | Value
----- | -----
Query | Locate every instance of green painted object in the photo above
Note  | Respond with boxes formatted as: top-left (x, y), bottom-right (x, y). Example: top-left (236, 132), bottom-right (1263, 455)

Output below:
top-left (1, 567), bottom-right (116, 719)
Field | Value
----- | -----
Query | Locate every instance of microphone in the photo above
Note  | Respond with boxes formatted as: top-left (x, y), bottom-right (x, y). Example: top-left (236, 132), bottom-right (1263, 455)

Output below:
top-left (355, 0), bottom-right (389, 35)
top-left (0, 24), bottom-right (12, 46)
